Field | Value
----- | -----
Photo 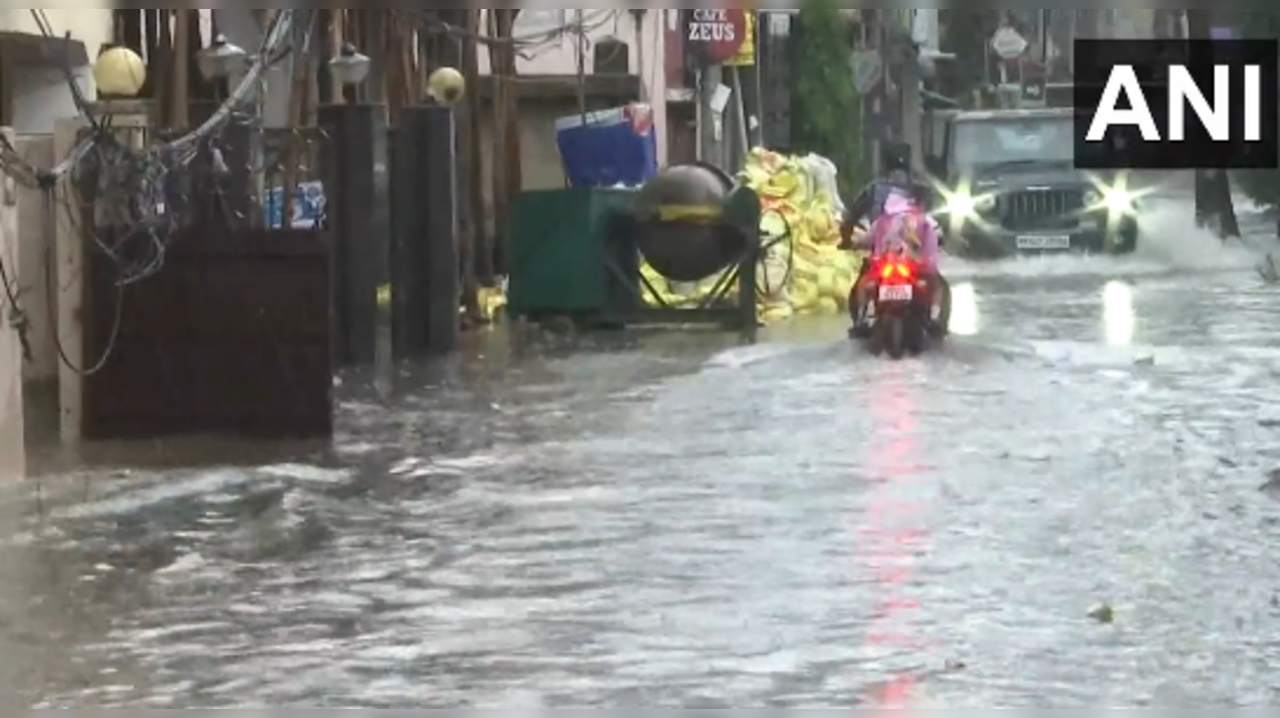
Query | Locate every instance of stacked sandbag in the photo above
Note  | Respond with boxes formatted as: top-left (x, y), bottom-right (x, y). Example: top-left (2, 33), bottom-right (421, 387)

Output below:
top-left (641, 148), bottom-right (867, 321)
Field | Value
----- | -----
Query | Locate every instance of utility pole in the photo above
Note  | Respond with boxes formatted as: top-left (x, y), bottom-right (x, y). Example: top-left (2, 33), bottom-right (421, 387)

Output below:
top-left (901, 61), bottom-right (921, 172)
top-left (886, 10), bottom-right (924, 173)
top-left (1185, 9), bottom-right (1240, 237)
top-left (699, 64), bottom-right (724, 168)
top-left (172, 9), bottom-right (190, 128)
top-left (630, 9), bottom-right (647, 103)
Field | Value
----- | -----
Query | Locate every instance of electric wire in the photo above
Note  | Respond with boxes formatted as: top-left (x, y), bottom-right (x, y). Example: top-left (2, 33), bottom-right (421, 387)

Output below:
top-left (0, 9), bottom-right (305, 375)
top-left (0, 8), bottom-right (591, 376)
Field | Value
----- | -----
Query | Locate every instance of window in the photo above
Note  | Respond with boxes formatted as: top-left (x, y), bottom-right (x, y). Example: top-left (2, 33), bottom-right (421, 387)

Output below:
top-left (950, 117), bottom-right (1075, 172)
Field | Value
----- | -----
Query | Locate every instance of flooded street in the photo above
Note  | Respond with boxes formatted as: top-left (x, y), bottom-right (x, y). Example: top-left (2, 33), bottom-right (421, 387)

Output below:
top-left (9, 203), bottom-right (1280, 707)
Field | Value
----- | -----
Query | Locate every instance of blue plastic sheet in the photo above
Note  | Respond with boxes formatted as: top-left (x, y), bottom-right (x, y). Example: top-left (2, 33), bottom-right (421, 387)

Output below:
top-left (555, 104), bottom-right (658, 188)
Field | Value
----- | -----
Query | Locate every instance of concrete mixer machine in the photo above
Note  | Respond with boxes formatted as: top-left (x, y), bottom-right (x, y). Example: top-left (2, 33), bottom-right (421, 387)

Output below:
top-left (506, 163), bottom-right (766, 336)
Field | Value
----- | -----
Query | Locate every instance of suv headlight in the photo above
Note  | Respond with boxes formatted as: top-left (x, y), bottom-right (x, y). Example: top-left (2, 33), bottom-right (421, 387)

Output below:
top-left (1086, 182), bottom-right (1142, 216)
top-left (941, 191), bottom-right (996, 218)
top-left (1102, 187), bottom-right (1139, 214)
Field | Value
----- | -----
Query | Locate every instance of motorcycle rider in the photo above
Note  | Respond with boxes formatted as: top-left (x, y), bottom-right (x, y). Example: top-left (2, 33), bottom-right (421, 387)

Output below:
top-left (840, 142), bottom-right (920, 319)
top-left (840, 141), bottom-right (914, 244)
top-left (849, 189), bottom-right (949, 336)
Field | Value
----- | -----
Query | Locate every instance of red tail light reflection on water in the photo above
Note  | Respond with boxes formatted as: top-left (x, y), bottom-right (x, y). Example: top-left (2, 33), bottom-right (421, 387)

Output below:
top-left (857, 378), bottom-right (933, 707)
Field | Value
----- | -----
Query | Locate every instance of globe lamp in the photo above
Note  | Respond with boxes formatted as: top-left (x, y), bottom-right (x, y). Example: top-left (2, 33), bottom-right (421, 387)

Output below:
top-left (328, 42), bottom-right (371, 87)
top-left (427, 66), bottom-right (465, 106)
top-left (93, 46), bottom-right (146, 98)
top-left (197, 33), bottom-right (247, 80)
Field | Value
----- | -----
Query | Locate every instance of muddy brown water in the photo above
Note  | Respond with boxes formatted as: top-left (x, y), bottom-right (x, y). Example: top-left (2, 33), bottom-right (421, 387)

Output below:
top-left (10, 223), bottom-right (1280, 707)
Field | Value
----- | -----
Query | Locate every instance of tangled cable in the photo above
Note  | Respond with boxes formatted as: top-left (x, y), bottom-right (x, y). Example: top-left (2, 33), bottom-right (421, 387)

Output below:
top-left (396, 9), bottom-right (621, 63)
top-left (0, 9), bottom-right (309, 375)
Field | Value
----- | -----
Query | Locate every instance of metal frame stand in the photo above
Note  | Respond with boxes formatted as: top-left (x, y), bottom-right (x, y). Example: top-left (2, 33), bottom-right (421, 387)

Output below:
top-left (607, 186), bottom-right (765, 340)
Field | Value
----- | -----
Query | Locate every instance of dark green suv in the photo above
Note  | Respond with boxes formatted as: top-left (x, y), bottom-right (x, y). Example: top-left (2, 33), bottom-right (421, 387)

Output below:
top-left (928, 107), bottom-right (1140, 259)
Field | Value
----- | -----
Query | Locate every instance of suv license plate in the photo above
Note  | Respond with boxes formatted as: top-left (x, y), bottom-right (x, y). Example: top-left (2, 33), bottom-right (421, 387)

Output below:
top-left (1016, 235), bottom-right (1071, 249)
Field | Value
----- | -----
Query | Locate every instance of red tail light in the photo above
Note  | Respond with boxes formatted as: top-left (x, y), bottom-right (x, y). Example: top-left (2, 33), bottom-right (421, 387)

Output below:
top-left (878, 261), bottom-right (915, 282)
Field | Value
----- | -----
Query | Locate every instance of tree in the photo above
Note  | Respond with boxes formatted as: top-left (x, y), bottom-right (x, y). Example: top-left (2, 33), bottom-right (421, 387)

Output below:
top-left (1233, 10), bottom-right (1280, 230)
top-left (791, 2), bottom-right (863, 197)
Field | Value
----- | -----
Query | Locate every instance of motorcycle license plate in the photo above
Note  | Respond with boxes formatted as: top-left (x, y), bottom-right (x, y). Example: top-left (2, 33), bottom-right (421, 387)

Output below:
top-left (878, 285), bottom-right (913, 301)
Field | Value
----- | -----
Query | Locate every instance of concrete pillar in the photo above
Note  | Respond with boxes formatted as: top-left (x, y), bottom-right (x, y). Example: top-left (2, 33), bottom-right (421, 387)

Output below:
top-left (699, 64), bottom-right (726, 169)
top-left (0, 129), bottom-right (23, 480)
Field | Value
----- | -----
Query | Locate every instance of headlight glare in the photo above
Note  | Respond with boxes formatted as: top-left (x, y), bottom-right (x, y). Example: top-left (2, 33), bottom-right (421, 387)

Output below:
top-left (1103, 188), bottom-right (1137, 214)
top-left (942, 191), bottom-right (993, 217)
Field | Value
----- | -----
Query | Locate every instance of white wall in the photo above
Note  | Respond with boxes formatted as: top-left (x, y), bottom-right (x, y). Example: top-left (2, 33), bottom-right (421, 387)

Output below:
top-left (0, 9), bottom-right (112, 55)
top-left (12, 135), bottom-right (54, 384)
top-left (0, 9), bottom-right (112, 133)
top-left (9, 67), bottom-right (94, 135)
top-left (477, 10), bottom-right (667, 105)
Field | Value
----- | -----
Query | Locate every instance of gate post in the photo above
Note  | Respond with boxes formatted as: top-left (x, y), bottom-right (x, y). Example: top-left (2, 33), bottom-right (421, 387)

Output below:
top-left (390, 105), bottom-right (459, 359)
top-left (319, 103), bottom-right (388, 367)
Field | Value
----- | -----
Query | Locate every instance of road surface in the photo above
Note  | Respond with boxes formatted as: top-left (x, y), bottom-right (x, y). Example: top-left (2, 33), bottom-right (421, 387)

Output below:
top-left (8, 201), bottom-right (1280, 708)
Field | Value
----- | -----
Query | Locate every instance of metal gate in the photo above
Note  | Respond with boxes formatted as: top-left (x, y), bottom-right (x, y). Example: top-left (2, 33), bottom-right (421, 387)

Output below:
top-left (81, 226), bottom-right (332, 440)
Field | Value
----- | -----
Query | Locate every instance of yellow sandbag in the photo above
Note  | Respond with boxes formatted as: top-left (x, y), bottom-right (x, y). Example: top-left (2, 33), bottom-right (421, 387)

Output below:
top-left (816, 265), bottom-right (840, 300)
top-left (759, 210), bottom-right (789, 240)
top-left (761, 303), bottom-right (793, 323)
top-left (478, 285), bottom-right (507, 321)
top-left (814, 296), bottom-right (840, 315)
top-left (791, 280), bottom-right (820, 313)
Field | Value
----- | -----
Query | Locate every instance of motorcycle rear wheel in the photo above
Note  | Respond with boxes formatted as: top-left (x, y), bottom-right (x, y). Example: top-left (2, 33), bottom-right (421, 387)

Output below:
top-left (882, 315), bottom-right (906, 359)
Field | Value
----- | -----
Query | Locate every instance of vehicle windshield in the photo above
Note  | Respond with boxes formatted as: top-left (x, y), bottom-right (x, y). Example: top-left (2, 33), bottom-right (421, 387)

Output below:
top-left (950, 116), bottom-right (1075, 173)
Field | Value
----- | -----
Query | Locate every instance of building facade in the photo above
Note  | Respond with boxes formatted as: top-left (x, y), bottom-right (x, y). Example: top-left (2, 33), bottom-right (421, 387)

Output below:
top-left (477, 9), bottom-right (669, 190)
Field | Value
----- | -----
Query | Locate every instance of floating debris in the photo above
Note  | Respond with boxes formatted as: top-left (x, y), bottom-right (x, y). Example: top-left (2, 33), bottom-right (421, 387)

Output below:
top-left (1261, 469), bottom-right (1280, 497)
top-left (1088, 604), bottom-right (1115, 624)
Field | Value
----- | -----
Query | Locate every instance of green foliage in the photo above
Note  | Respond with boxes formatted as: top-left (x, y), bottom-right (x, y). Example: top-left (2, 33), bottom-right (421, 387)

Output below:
top-left (791, 1), bottom-right (863, 196)
top-left (1234, 11), bottom-right (1280, 210)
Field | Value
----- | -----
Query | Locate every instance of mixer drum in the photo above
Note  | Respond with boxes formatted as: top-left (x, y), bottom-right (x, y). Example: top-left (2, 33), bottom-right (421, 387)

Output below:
top-left (632, 163), bottom-right (750, 282)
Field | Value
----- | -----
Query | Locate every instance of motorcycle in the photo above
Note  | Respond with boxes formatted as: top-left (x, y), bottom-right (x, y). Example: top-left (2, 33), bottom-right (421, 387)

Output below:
top-left (855, 251), bottom-right (936, 359)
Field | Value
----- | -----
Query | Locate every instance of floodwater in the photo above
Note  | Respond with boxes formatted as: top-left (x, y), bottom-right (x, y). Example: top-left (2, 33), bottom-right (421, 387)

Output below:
top-left (9, 200), bottom-right (1280, 708)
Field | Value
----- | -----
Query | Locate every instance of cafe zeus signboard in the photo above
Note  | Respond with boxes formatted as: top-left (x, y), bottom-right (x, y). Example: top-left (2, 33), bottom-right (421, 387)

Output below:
top-left (682, 9), bottom-right (755, 67)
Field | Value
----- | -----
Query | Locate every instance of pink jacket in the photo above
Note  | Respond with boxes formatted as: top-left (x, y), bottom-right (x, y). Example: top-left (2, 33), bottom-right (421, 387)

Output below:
top-left (861, 193), bottom-right (938, 273)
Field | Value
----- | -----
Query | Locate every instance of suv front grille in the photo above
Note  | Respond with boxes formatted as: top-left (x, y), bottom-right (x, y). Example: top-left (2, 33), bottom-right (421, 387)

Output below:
top-left (1001, 189), bottom-right (1084, 230)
